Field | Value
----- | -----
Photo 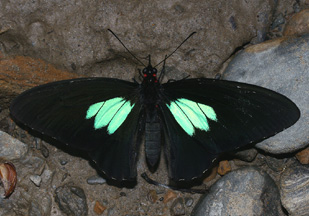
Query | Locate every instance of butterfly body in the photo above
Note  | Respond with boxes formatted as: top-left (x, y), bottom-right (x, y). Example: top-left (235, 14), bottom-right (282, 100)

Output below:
top-left (10, 59), bottom-right (300, 181)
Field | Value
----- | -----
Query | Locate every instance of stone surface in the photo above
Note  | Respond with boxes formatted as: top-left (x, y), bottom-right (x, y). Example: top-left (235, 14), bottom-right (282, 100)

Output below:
top-left (284, 9), bottom-right (309, 36)
top-left (296, 147), bottom-right (309, 164)
top-left (0, 130), bottom-right (28, 160)
top-left (224, 35), bottom-right (309, 154)
top-left (55, 184), bottom-right (88, 216)
top-left (280, 163), bottom-right (309, 216)
top-left (191, 167), bottom-right (281, 216)
top-left (233, 148), bottom-right (258, 162)
top-left (0, 0), bottom-right (275, 83)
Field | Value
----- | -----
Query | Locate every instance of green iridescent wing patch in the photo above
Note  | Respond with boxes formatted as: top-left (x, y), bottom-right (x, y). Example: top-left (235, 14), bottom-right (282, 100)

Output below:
top-left (167, 98), bottom-right (217, 136)
top-left (86, 97), bottom-right (135, 134)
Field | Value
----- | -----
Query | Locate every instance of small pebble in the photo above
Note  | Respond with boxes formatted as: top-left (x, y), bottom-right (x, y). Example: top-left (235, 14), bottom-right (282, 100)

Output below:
top-left (29, 175), bottom-right (42, 187)
top-left (170, 197), bottom-right (185, 216)
top-left (93, 201), bottom-right (106, 215)
top-left (163, 190), bottom-right (177, 204)
top-left (184, 197), bottom-right (194, 207)
top-left (203, 166), bottom-right (217, 183)
top-left (40, 144), bottom-right (49, 158)
top-left (86, 175), bottom-right (106, 185)
top-left (147, 190), bottom-right (158, 203)
top-left (217, 160), bottom-right (231, 175)
top-left (295, 147), bottom-right (309, 164)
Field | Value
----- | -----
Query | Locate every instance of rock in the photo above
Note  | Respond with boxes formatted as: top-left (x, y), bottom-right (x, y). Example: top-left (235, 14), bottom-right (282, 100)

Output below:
top-left (224, 35), bottom-right (309, 154)
top-left (147, 190), bottom-right (158, 203)
top-left (184, 197), bottom-right (194, 207)
top-left (280, 163), bottom-right (309, 216)
top-left (93, 201), bottom-right (106, 215)
top-left (40, 144), bottom-right (49, 158)
top-left (170, 197), bottom-right (185, 216)
top-left (0, 130), bottom-right (28, 160)
top-left (191, 167), bottom-right (281, 216)
top-left (86, 175), bottom-right (106, 185)
top-left (284, 9), bottom-right (309, 36)
top-left (163, 190), bottom-right (177, 204)
top-left (233, 148), bottom-right (258, 162)
top-left (29, 175), bottom-right (42, 187)
top-left (217, 160), bottom-right (231, 176)
top-left (55, 184), bottom-right (88, 216)
top-left (296, 147), bottom-right (309, 164)
top-left (0, 0), bottom-right (275, 84)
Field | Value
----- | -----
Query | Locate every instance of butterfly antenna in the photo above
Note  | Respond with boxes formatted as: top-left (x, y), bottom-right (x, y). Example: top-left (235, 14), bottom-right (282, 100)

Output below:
top-left (158, 55), bottom-right (167, 82)
top-left (108, 29), bottom-right (146, 67)
top-left (154, 31), bottom-right (196, 68)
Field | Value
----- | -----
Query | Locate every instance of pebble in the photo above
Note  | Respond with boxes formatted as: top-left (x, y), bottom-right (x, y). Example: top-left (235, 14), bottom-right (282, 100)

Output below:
top-left (147, 190), bottom-right (158, 203)
top-left (55, 184), bottom-right (88, 216)
top-left (280, 163), bottom-right (309, 216)
top-left (86, 175), bottom-right (106, 185)
top-left (233, 148), bottom-right (258, 162)
top-left (224, 34), bottom-right (309, 154)
top-left (0, 130), bottom-right (28, 160)
top-left (170, 197), bottom-right (185, 216)
top-left (191, 167), bottom-right (281, 216)
top-left (93, 201), bottom-right (106, 215)
top-left (184, 197), bottom-right (194, 207)
top-left (217, 160), bottom-right (231, 176)
top-left (40, 144), bottom-right (49, 158)
top-left (163, 190), bottom-right (177, 204)
top-left (296, 147), bottom-right (309, 164)
top-left (29, 174), bottom-right (42, 187)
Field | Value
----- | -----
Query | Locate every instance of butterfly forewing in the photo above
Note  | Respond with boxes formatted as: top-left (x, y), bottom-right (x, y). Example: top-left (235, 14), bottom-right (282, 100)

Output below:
top-left (160, 78), bottom-right (300, 181)
top-left (10, 78), bottom-right (143, 180)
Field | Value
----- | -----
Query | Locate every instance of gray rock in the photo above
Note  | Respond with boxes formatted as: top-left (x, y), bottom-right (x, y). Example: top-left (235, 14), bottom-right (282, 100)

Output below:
top-left (233, 148), bottom-right (258, 162)
top-left (191, 167), bottom-right (281, 216)
top-left (280, 163), bottom-right (309, 216)
top-left (224, 35), bottom-right (309, 154)
top-left (29, 175), bottom-right (42, 187)
top-left (55, 184), bottom-right (88, 216)
top-left (0, 130), bottom-right (28, 160)
top-left (170, 197), bottom-right (185, 216)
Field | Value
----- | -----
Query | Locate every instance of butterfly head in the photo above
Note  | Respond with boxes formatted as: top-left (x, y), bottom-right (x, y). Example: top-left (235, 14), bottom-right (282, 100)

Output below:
top-left (142, 64), bottom-right (158, 84)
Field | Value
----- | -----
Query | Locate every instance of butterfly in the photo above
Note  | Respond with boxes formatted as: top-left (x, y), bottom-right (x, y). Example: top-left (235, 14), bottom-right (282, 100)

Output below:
top-left (9, 31), bottom-right (300, 182)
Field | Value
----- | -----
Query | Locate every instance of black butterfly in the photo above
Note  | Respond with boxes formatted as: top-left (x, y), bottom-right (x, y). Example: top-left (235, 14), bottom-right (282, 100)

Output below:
top-left (9, 31), bottom-right (300, 181)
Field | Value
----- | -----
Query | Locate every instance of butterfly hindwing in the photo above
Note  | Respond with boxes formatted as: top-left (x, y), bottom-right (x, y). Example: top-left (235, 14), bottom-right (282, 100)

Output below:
top-left (160, 78), bottom-right (300, 181)
top-left (10, 78), bottom-right (142, 180)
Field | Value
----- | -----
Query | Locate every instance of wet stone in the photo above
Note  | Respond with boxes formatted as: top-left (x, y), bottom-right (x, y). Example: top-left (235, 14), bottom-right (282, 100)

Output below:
top-left (55, 184), bottom-right (88, 216)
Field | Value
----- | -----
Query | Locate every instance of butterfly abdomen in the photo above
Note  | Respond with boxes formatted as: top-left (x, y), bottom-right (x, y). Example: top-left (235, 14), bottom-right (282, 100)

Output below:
top-left (145, 108), bottom-right (161, 168)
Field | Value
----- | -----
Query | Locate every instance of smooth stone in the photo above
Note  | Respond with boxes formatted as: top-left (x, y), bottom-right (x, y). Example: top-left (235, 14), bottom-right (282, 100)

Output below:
top-left (280, 163), bottom-right (309, 216)
top-left (55, 184), bottom-right (88, 216)
top-left (191, 167), bottom-right (281, 216)
top-left (86, 175), bottom-right (106, 185)
top-left (224, 35), bottom-right (309, 154)
top-left (0, 130), bottom-right (28, 160)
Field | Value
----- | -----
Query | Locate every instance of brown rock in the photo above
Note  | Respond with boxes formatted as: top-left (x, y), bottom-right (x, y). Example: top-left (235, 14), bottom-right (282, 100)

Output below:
top-left (217, 160), bottom-right (231, 176)
top-left (203, 165), bottom-right (218, 183)
top-left (163, 190), bottom-right (177, 204)
top-left (93, 201), bottom-right (107, 215)
top-left (296, 147), bottom-right (309, 164)
top-left (284, 9), bottom-right (309, 36)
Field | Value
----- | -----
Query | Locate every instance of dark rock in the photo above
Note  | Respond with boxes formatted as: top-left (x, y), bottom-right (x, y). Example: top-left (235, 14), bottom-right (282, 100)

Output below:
top-left (191, 167), bottom-right (281, 216)
top-left (234, 148), bottom-right (258, 162)
top-left (280, 163), bottom-right (309, 216)
top-left (224, 35), bottom-right (309, 154)
top-left (0, 130), bottom-right (28, 160)
top-left (40, 144), bottom-right (49, 158)
top-left (55, 184), bottom-right (88, 216)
